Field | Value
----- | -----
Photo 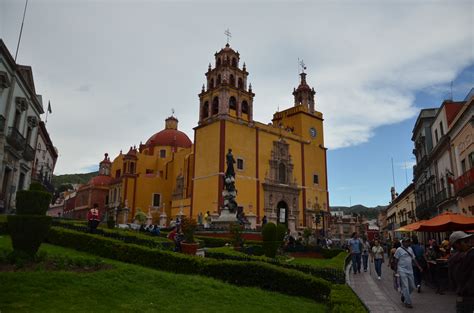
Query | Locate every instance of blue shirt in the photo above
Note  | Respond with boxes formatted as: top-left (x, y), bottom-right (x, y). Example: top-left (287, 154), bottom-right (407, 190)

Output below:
top-left (349, 238), bottom-right (361, 254)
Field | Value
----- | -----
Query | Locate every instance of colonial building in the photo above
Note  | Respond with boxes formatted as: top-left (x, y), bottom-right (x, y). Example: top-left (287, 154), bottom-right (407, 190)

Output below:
top-left (0, 39), bottom-right (44, 212)
top-left (32, 121), bottom-right (58, 192)
top-left (385, 183), bottom-right (416, 239)
top-left (80, 43), bottom-right (329, 230)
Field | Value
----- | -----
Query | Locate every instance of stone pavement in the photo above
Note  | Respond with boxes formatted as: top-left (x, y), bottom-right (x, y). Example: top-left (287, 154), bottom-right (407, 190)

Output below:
top-left (346, 260), bottom-right (457, 313)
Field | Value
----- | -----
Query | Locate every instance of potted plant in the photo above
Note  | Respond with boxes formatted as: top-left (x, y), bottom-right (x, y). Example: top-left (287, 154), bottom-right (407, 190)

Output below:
top-left (180, 217), bottom-right (198, 255)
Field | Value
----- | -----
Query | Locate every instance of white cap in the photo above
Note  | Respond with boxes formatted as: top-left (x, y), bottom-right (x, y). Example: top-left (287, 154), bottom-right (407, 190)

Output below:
top-left (449, 231), bottom-right (473, 245)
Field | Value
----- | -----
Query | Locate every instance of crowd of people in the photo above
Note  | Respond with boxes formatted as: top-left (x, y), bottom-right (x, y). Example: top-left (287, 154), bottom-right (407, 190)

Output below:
top-left (348, 231), bottom-right (474, 312)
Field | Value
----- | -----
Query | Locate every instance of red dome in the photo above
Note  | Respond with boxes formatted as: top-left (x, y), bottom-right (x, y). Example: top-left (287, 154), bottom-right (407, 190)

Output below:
top-left (145, 129), bottom-right (192, 149)
top-left (88, 175), bottom-right (113, 186)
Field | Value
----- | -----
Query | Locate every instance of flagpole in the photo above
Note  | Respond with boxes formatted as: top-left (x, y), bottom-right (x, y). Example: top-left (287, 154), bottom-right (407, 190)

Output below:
top-left (15, 0), bottom-right (29, 62)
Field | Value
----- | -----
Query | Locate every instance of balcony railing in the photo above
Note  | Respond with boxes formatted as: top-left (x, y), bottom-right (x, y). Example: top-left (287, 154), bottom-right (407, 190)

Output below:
top-left (454, 167), bottom-right (474, 196)
top-left (434, 188), bottom-right (448, 204)
top-left (23, 144), bottom-right (35, 161)
top-left (6, 127), bottom-right (26, 151)
top-left (0, 115), bottom-right (5, 133)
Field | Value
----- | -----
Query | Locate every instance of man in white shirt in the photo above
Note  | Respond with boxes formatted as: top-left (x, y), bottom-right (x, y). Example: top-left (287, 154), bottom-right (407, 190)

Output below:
top-left (394, 237), bottom-right (423, 308)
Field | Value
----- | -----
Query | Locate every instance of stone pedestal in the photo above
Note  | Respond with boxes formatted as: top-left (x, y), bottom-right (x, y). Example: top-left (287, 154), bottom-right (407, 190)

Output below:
top-left (288, 215), bottom-right (296, 234)
top-left (269, 211), bottom-right (278, 225)
top-left (121, 208), bottom-right (130, 224)
top-left (212, 208), bottom-right (238, 230)
top-left (159, 211), bottom-right (167, 227)
top-left (246, 212), bottom-right (257, 230)
top-left (210, 212), bottom-right (220, 223)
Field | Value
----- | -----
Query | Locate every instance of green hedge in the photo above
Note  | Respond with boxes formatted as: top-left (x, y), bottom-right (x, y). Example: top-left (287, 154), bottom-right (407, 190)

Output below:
top-left (0, 220), bottom-right (7, 235)
top-left (46, 227), bottom-right (331, 302)
top-left (205, 248), bottom-right (346, 284)
top-left (329, 285), bottom-right (367, 313)
top-left (16, 190), bottom-right (52, 215)
top-left (8, 215), bottom-right (52, 257)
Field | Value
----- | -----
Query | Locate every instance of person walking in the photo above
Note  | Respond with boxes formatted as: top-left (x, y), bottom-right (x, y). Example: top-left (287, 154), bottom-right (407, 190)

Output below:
top-left (411, 236), bottom-right (426, 293)
top-left (204, 211), bottom-right (210, 229)
top-left (362, 237), bottom-right (371, 272)
top-left (394, 237), bottom-right (423, 309)
top-left (371, 239), bottom-right (385, 280)
top-left (87, 203), bottom-right (101, 233)
top-left (448, 231), bottom-right (474, 313)
top-left (349, 232), bottom-right (362, 274)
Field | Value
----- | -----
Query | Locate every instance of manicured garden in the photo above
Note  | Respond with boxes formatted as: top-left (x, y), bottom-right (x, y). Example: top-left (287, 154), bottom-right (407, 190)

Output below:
top-left (0, 235), bottom-right (328, 313)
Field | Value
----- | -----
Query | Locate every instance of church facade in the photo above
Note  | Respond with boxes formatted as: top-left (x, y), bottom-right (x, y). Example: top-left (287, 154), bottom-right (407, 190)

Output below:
top-left (76, 43), bottom-right (329, 230)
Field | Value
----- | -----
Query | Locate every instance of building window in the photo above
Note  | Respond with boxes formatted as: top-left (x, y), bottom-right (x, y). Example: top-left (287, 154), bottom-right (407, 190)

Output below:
top-left (212, 97), bottom-right (219, 115)
top-left (115, 169), bottom-right (121, 178)
top-left (435, 129), bottom-right (439, 144)
top-left (461, 159), bottom-right (467, 173)
top-left (18, 173), bottom-right (25, 191)
top-left (241, 101), bottom-right (249, 114)
top-left (237, 158), bottom-right (244, 170)
top-left (229, 96), bottom-right (237, 111)
top-left (313, 174), bottom-right (319, 185)
top-left (152, 193), bottom-right (161, 207)
top-left (202, 101), bottom-right (209, 119)
top-left (440, 122), bottom-right (444, 136)
top-left (130, 162), bottom-right (135, 174)
top-left (146, 169), bottom-right (154, 174)
top-left (469, 152), bottom-right (474, 169)
top-left (279, 163), bottom-right (286, 184)
top-left (160, 149), bottom-right (166, 158)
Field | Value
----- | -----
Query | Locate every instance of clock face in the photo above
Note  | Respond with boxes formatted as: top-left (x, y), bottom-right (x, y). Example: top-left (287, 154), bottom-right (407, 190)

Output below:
top-left (309, 127), bottom-right (317, 138)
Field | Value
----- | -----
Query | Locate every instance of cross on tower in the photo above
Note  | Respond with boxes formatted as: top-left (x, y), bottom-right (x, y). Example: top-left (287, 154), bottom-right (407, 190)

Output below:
top-left (224, 28), bottom-right (232, 44)
top-left (299, 59), bottom-right (307, 73)
top-left (171, 108), bottom-right (175, 116)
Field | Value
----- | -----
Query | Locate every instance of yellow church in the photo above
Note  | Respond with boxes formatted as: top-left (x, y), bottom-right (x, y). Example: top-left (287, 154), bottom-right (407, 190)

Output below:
top-left (98, 43), bottom-right (328, 230)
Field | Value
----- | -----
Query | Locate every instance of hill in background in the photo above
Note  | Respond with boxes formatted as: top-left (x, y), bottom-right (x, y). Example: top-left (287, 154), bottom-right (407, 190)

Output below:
top-left (52, 171), bottom-right (98, 189)
top-left (330, 205), bottom-right (386, 219)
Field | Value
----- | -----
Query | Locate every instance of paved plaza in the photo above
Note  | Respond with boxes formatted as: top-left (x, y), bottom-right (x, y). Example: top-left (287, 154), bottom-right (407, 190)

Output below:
top-left (347, 261), bottom-right (457, 313)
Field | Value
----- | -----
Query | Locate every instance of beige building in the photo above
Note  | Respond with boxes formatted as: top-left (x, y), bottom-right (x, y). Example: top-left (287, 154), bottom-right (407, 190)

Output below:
top-left (386, 183), bottom-right (416, 240)
top-left (450, 92), bottom-right (474, 216)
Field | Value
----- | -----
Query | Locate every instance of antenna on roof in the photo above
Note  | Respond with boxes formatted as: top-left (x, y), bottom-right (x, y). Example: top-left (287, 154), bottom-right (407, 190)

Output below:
top-left (391, 157), bottom-right (396, 189)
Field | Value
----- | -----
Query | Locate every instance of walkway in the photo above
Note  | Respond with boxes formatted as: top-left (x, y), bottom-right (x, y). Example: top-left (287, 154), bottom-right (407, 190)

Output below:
top-left (347, 260), bottom-right (456, 313)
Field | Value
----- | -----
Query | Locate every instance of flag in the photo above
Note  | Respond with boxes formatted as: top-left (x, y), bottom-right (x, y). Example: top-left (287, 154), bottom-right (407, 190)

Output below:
top-left (47, 101), bottom-right (52, 114)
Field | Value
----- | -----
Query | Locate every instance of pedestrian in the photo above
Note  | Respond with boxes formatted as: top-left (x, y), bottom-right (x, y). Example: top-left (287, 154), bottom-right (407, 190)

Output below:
top-left (371, 239), bottom-right (385, 280)
top-left (448, 231), bottom-right (474, 313)
top-left (262, 215), bottom-right (268, 226)
top-left (411, 235), bottom-right (426, 293)
top-left (87, 203), bottom-right (100, 233)
top-left (204, 211), bottom-right (210, 229)
top-left (361, 237), bottom-right (371, 272)
top-left (349, 232), bottom-right (362, 274)
top-left (197, 212), bottom-right (203, 226)
top-left (394, 237), bottom-right (423, 309)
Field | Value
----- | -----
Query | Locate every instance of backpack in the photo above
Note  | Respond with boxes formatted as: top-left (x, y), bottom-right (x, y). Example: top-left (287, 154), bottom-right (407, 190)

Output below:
top-left (390, 256), bottom-right (397, 271)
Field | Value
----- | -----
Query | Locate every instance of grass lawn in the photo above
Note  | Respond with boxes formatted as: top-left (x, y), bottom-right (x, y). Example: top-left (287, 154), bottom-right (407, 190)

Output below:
top-left (0, 236), bottom-right (328, 313)
top-left (289, 252), bottom-right (347, 269)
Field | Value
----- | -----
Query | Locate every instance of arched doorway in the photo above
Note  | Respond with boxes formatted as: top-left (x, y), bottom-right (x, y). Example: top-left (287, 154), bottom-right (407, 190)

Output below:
top-left (277, 200), bottom-right (288, 226)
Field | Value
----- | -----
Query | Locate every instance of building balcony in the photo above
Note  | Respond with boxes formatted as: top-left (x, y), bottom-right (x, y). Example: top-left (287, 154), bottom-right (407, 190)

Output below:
top-left (434, 188), bottom-right (448, 204)
top-left (400, 220), bottom-right (408, 227)
top-left (6, 127), bottom-right (26, 151)
top-left (23, 144), bottom-right (35, 162)
top-left (454, 167), bottom-right (474, 197)
top-left (0, 115), bottom-right (5, 133)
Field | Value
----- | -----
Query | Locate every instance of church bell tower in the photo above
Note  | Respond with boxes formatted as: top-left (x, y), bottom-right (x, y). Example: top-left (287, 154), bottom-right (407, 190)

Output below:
top-left (198, 43), bottom-right (255, 125)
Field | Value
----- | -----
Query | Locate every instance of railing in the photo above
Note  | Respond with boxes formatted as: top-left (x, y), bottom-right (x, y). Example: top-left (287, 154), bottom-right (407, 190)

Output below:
top-left (6, 127), bottom-right (26, 151)
top-left (454, 167), bottom-right (474, 196)
top-left (400, 220), bottom-right (408, 227)
top-left (23, 144), bottom-right (35, 161)
top-left (434, 188), bottom-right (448, 204)
top-left (0, 115), bottom-right (5, 133)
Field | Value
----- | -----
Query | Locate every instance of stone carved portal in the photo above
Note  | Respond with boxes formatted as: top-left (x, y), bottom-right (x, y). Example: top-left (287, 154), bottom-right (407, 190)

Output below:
top-left (263, 140), bottom-right (300, 227)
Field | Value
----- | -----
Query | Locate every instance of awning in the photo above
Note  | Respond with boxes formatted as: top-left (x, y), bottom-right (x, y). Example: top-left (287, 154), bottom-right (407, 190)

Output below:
top-left (415, 212), bottom-right (474, 232)
top-left (395, 220), bottom-right (427, 232)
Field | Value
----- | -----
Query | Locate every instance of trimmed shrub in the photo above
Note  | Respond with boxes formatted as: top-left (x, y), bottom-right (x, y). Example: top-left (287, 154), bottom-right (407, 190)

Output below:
top-left (330, 285), bottom-right (367, 313)
top-left (107, 215), bottom-right (115, 229)
top-left (46, 227), bottom-right (331, 302)
top-left (8, 215), bottom-right (52, 257)
top-left (0, 220), bottom-right (7, 235)
top-left (16, 190), bottom-right (52, 215)
top-left (262, 223), bottom-right (277, 258)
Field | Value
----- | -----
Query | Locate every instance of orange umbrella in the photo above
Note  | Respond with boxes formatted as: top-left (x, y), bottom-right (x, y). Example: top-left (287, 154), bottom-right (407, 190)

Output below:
top-left (415, 212), bottom-right (474, 232)
top-left (404, 220), bottom-right (427, 231)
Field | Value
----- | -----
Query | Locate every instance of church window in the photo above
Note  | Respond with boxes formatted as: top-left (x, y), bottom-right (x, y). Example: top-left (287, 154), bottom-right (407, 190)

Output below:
top-left (210, 78), bottom-right (214, 89)
top-left (217, 75), bottom-right (221, 85)
top-left (202, 101), bottom-right (209, 119)
top-left (160, 149), bottom-right (166, 158)
top-left (105, 195), bottom-right (109, 205)
top-left (237, 158), bottom-right (244, 170)
top-left (232, 57), bottom-right (237, 67)
top-left (229, 97), bottom-right (237, 111)
top-left (313, 174), bottom-right (319, 185)
top-left (241, 101), bottom-right (249, 114)
top-left (130, 162), bottom-right (135, 174)
top-left (217, 58), bottom-right (221, 67)
top-left (212, 97), bottom-right (219, 115)
top-left (279, 163), bottom-right (286, 184)
top-left (238, 78), bottom-right (243, 89)
top-left (152, 193), bottom-right (161, 207)
top-left (230, 74), bottom-right (235, 86)
top-left (116, 169), bottom-right (121, 178)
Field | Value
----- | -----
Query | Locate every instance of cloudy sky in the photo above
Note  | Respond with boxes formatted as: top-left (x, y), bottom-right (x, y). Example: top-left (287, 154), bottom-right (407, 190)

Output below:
top-left (1, 0), bottom-right (473, 207)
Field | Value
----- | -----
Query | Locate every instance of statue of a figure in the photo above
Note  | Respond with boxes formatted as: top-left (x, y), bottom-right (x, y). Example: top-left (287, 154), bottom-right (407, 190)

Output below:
top-left (225, 149), bottom-right (236, 178)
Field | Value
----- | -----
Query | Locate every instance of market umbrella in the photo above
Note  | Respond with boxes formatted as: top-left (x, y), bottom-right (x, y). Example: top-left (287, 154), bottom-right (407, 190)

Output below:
top-left (415, 212), bottom-right (474, 232)
top-left (395, 220), bottom-right (427, 232)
